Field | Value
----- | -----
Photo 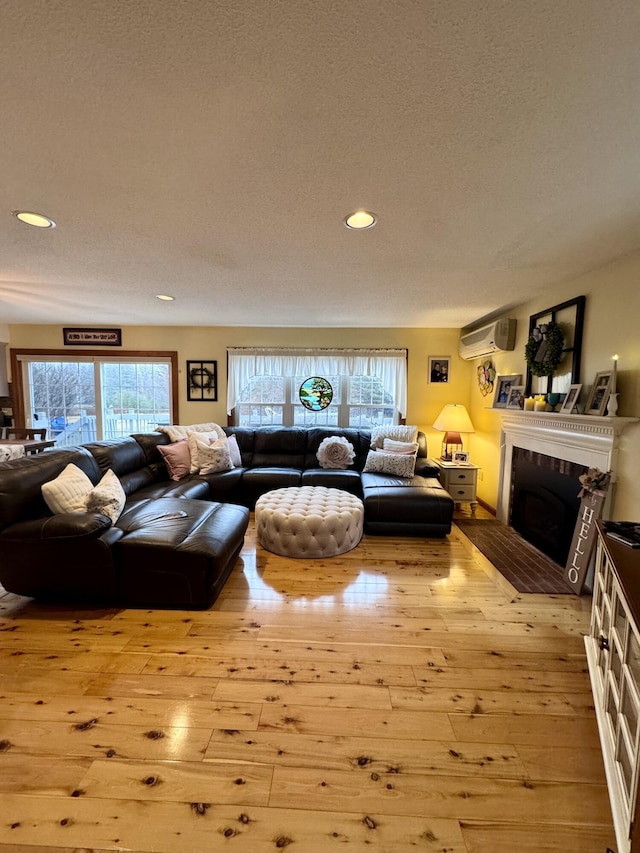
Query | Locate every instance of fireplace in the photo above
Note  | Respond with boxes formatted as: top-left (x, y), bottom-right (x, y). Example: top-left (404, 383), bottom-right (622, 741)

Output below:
top-left (497, 413), bottom-right (635, 559)
top-left (510, 448), bottom-right (586, 565)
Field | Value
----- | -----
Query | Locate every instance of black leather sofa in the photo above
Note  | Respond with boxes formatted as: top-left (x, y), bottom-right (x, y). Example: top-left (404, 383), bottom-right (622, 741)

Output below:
top-left (0, 426), bottom-right (453, 607)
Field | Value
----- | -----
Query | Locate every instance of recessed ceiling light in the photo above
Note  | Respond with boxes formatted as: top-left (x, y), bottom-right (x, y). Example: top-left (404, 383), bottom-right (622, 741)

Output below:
top-left (155, 294), bottom-right (175, 301)
top-left (12, 210), bottom-right (56, 228)
top-left (344, 210), bottom-right (377, 230)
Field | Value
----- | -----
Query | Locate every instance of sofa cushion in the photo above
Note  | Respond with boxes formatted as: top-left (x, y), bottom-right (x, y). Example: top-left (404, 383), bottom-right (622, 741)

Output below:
top-left (187, 433), bottom-right (233, 474)
top-left (361, 474), bottom-right (454, 536)
top-left (114, 498), bottom-right (250, 608)
top-left (371, 425), bottom-right (418, 449)
top-left (158, 439), bottom-right (191, 481)
top-left (302, 427), bottom-right (370, 471)
top-left (157, 422), bottom-right (226, 443)
top-left (301, 468), bottom-right (363, 496)
top-left (41, 463), bottom-right (94, 515)
top-left (316, 436), bottom-right (355, 469)
top-left (124, 476), bottom-right (210, 503)
top-left (86, 469), bottom-right (127, 524)
top-left (251, 427), bottom-right (307, 469)
top-left (382, 438), bottom-right (419, 454)
top-left (226, 433), bottom-right (242, 467)
top-left (362, 449), bottom-right (416, 479)
top-left (198, 437), bottom-right (234, 475)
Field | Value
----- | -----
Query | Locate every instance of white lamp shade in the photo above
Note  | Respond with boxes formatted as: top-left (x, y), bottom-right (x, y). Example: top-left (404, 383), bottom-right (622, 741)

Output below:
top-left (433, 404), bottom-right (475, 434)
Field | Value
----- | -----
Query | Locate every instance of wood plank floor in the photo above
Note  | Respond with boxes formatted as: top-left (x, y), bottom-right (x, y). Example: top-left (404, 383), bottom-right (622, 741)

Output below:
top-left (0, 508), bottom-right (616, 853)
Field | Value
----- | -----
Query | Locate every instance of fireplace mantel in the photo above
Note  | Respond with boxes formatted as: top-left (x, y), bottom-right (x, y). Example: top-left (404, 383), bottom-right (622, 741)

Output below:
top-left (496, 412), bottom-right (638, 524)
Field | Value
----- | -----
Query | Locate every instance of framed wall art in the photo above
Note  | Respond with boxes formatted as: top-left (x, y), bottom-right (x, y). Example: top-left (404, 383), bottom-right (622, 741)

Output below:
top-left (187, 360), bottom-right (217, 402)
top-left (63, 327), bottom-right (122, 346)
top-left (525, 295), bottom-right (585, 396)
top-left (429, 356), bottom-right (450, 383)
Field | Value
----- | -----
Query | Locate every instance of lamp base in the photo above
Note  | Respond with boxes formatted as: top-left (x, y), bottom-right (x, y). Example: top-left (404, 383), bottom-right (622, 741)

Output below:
top-left (441, 432), bottom-right (463, 461)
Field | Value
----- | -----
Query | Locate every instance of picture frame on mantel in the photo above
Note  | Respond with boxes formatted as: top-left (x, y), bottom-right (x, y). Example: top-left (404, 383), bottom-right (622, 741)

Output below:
top-left (584, 371), bottom-right (612, 416)
top-left (560, 383), bottom-right (582, 414)
top-left (492, 374), bottom-right (522, 408)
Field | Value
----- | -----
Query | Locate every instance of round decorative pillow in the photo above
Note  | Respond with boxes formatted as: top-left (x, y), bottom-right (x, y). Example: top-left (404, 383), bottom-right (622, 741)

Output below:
top-left (316, 436), bottom-right (355, 469)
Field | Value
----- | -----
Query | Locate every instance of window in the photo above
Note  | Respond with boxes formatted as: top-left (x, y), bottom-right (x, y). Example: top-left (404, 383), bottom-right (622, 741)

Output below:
top-left (228, 348), bottom-right (406, 427)
top-left (14, 351), bottom-right (177, 446)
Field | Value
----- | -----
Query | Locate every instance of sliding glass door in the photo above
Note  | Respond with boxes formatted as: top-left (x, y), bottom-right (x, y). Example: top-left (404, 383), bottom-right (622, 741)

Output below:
top-left (21, 356), bottom-right (173, 446)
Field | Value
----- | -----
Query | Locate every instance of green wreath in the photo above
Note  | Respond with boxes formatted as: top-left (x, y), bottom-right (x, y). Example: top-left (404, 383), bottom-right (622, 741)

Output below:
top-left (189, 365), bottom-right (215, 390)
top-left (525, 322), bottom-right (564, 377)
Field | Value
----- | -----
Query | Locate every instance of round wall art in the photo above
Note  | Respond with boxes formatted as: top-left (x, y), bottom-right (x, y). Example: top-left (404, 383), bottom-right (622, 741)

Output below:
top-left (299, 376), bottom-right (333, 411)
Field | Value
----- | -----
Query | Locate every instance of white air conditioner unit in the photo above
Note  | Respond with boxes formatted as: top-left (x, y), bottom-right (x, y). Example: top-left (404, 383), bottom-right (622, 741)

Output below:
top-left (459, 318), bottom-right (517, 360)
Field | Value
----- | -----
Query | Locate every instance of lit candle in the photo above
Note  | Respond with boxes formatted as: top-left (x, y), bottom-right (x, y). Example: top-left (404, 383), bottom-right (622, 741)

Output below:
top-left (534, 399), bottom-right (547, 412)
top-left (612, 354), bottom-right (619, 395)
top-left (524, 397), bottom-right (535, 411)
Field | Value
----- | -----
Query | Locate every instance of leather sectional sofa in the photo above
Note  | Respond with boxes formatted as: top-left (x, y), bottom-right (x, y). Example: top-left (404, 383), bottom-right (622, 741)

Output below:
top-left (0, 426), bottom-right (453, 608)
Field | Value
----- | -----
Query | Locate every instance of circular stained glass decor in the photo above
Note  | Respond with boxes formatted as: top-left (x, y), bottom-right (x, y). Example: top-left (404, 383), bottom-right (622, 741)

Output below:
top-left (299, 376), bottom-right (333, 411)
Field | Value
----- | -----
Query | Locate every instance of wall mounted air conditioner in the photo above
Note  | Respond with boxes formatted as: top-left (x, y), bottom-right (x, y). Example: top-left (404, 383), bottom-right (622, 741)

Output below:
top-left (459, 318), bottom-right (516, 360)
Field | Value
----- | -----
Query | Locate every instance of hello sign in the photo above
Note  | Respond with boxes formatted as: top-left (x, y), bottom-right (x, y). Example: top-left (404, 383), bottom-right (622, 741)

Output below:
top-left (564, 491), bottom-right (606, 594)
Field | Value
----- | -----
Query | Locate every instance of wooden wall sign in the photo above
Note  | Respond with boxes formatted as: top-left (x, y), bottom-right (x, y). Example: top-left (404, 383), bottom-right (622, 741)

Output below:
top-left (63, 327), bottom-right (122, 346)
top-left (565, 491), bottom-right (606, 594)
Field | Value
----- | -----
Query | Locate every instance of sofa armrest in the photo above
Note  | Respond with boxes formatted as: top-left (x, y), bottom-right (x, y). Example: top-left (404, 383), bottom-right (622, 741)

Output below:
top-left (415, 458), bottom-right (441, 478)
top-left (3, 513), bottom-right (113, 541)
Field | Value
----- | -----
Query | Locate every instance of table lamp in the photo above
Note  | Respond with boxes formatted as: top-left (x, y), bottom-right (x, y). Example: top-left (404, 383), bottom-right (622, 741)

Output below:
top-left (433, 404), bottom-right (475, 460)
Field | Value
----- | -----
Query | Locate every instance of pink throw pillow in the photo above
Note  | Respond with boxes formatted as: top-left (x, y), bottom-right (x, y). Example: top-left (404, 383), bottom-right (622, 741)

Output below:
top-left (158, 439), bottom-right (191, 481)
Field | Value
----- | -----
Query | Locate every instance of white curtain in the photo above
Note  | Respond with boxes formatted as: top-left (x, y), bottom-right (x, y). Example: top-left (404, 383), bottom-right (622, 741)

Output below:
top-left (227, 347), bottom-right (408, 417)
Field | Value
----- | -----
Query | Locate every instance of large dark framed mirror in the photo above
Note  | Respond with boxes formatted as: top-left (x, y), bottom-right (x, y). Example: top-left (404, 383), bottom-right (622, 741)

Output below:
top-left (525, 295), bottom-right (585, 397)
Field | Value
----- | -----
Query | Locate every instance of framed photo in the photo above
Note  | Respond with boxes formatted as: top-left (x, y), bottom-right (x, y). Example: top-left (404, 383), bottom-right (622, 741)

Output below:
top-left (428, 356), bottom-right (450, 383)
top-left (492, 374), bottom-right (523, 408)
top-left (63, 327), bottom-right (122, 346)
top-left (452, 451), bottom-right (470, 464)
top-left (187, 360), bottom-right (218, 402)
top-left (584, 372), bottom-right (612, 416)
top-left (505, 385), bottom-right (525, 409)
top-left (560, 383), bottom-right (582, 414)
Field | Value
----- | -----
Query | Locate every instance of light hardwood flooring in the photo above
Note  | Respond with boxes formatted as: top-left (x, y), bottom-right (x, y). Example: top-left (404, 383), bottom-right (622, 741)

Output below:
top-left (0, 508), bottom-right (616, 853)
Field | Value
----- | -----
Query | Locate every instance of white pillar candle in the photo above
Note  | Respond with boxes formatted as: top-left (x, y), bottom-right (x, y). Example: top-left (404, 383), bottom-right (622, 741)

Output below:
top-left (524, 397), bottom-right (535, 411)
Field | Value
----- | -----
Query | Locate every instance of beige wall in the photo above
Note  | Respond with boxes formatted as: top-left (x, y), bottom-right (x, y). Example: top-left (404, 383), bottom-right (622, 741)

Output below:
top-left (7, 324), bottom-right (473, 454)
top-left (468, 249), bottom-right (640, 520)
top-left (9, 250), bottom-right (639, 519)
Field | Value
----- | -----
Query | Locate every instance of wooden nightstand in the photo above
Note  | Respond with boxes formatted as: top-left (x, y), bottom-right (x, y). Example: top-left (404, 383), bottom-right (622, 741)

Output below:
top-left (433, 459), bottom-right (479, 515)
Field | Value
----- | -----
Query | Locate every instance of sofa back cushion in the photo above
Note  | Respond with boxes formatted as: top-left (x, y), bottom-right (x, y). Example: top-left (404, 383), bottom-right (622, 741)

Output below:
top-left (0, 447), bottom-right (100, 531)
top-left (223, 427), bottom-right (255, 467)
top-left (249, 427), bottom-right (308, 469)
top-left (84, 437), bottom-right (162, 498)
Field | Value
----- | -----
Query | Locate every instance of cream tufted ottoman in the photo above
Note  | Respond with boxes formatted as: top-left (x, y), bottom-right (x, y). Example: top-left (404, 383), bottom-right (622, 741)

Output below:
top-left (255, 486), bottom-right (364, 558)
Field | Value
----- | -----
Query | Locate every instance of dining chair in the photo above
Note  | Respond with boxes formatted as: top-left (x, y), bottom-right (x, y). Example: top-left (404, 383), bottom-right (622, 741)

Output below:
top-left (6, 428), bottom-right (47, 440)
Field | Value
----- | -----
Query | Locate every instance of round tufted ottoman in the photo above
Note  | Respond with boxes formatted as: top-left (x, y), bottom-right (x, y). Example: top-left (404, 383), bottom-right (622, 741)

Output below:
top-left (255, 486), bottom-right (364, 558)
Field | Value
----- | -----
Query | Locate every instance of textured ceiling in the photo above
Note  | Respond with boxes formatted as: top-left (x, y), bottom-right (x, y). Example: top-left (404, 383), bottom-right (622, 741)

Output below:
top-left (2, 0), bottom-right (639, 328)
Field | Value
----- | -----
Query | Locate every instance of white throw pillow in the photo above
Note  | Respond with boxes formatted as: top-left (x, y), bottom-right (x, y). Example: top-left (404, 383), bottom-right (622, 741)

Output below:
top-left (86, 469), bottom-right (126, 524)
top-left (371, 425), bottom-right (418, 450)
top-left (42, 463), bottom-right (94, 515)
top-left (316, 436), bottom-right (356, 469)
top-left (157, 422), bottom-right (226, 443)
top-left (187, 429), bottom-right (230, 473)
top-left (198, 436), bottom-right (234, 475)
top-left (383, 438), bottom-right (419, 455)
top-left (226, 433), bottom-right (242, 467)
top-left (363, 449), bottom-right (416, 479)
